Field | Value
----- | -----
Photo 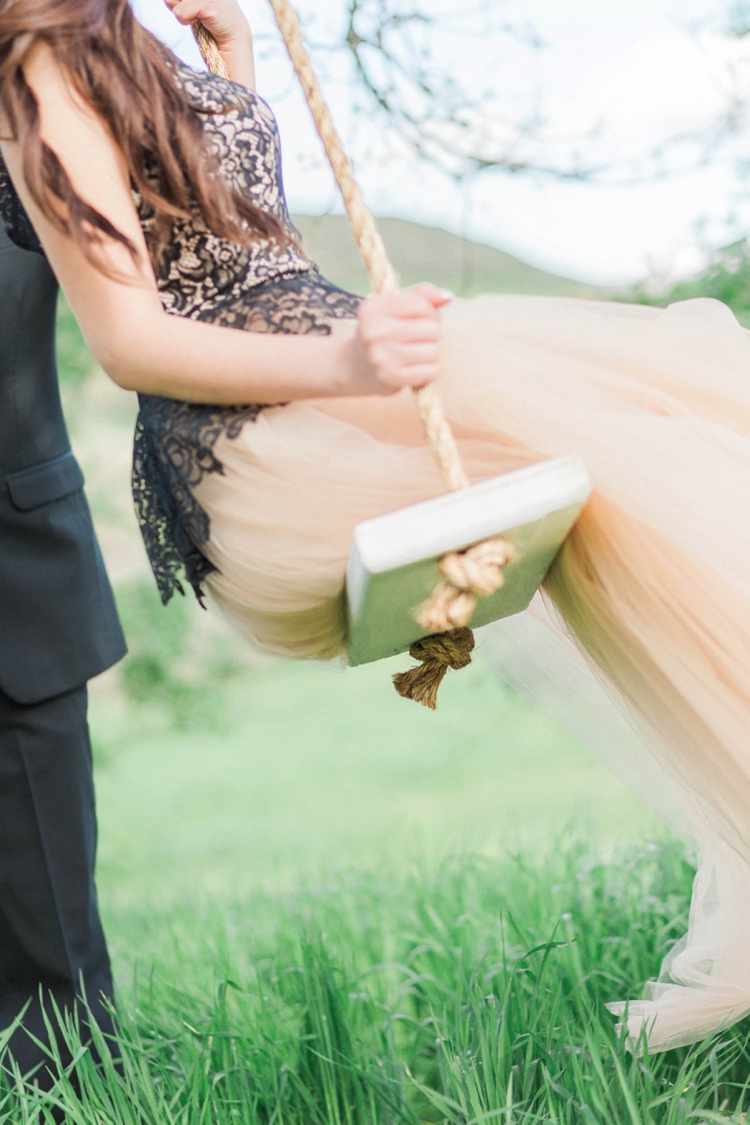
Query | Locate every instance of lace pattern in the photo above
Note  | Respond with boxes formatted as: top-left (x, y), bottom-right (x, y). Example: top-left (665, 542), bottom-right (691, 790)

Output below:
top-left (132, 63), bottom-right (362, 602)
top-left (134, 273), bottom-right (360, 604)
top-left (0, 157), bottom-right (43, 255)
top-left (0, 64), bottom-right (362, 603)
top-left (133, 397), bottom-right (264, 603)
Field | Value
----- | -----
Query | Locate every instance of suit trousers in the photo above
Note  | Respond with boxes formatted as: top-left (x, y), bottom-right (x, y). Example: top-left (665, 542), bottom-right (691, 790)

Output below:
top-left (0, 683), bottom-right (115, 1075)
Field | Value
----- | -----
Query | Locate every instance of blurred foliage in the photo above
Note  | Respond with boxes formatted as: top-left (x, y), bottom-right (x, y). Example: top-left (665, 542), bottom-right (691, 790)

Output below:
top-left (727, 1), bottom-right (750, 36)
top-left (56, 293), bottom-right (95, 386)
top-left (630, 239), bottom-right (750, 327)
top-left (114, 577), bottom-right (251, 732)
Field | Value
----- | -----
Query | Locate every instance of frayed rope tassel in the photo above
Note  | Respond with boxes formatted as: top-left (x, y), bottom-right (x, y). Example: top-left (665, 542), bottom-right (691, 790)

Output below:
top-left (392, 628), bottom-right (475, 709)
top-left (393, 537), bottom-right (514, 708)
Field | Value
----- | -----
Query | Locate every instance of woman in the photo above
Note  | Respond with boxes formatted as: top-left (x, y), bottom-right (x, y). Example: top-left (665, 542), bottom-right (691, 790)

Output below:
top-left (2, 0), bottom-right (750, 1054)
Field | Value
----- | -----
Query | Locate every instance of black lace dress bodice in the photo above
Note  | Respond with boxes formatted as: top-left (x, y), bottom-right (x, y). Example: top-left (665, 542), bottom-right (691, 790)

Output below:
top-left (0, 61), bottom-right (361, 602)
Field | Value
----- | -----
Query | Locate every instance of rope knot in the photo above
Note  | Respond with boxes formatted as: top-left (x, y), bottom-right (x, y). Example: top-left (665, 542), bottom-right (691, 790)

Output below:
top-left (439, 538), bottom-right (515, 595)
top-left (414, 536), bottom-right (515, 633)
top-left (392, 627), bottom-right (475, 709)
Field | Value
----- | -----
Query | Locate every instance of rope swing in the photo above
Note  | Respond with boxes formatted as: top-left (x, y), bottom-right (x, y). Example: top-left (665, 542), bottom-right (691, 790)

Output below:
top-left (193, 5), bottom-right (515, 708)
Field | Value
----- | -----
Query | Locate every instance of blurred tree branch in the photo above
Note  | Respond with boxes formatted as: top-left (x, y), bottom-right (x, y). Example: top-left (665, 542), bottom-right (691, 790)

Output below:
top-left (281, 0), bottom-right (750, 189)
top-left (334, 0), bottom-right (593, 181)
top-left (726, 1), bottom-right (750, 35)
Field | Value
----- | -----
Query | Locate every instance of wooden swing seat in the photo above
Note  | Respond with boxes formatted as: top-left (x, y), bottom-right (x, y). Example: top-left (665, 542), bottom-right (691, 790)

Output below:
top-left (347, 456), bottom-right (590, 665)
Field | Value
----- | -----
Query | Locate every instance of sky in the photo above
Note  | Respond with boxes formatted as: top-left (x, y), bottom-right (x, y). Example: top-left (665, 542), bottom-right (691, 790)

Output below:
top-left (134, 0), bottom-right (750, 286)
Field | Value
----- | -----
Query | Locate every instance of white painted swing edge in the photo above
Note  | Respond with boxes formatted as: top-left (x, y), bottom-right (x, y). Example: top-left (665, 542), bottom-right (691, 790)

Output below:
top-left (349, 457), bottom-right (590, 583)
top-left (345, 457), bottom-right (593, 666)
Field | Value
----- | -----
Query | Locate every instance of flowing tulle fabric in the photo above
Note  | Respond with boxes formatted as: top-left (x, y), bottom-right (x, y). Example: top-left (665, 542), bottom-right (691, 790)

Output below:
top-left (194, 294), bottom-right (750, 1051)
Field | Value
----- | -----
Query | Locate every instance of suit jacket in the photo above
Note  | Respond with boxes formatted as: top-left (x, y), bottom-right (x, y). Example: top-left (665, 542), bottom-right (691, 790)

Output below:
top-left (0, 225), bottom-right (126, 704)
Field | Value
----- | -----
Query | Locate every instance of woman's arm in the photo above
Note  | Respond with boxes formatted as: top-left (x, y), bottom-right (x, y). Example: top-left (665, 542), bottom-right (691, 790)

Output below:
top-left (1, 42), bottom-right (446, 405)
top-left (163, 0), bottom-right (256, 91)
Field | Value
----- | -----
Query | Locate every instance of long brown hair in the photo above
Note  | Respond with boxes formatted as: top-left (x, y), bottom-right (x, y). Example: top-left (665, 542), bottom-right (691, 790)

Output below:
top-left (0, 0), bottom-right (289, 266)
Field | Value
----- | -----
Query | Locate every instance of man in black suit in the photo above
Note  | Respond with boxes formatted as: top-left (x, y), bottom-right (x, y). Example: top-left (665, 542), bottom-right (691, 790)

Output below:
top-left (0, 223), bottom-right (126, 1074)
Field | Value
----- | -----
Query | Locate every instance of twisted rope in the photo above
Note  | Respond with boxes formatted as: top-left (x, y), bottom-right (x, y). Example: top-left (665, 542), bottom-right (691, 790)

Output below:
top-left (264, 0), bottom-right (471, 493)
top-left (192, 21), bottom-right (229, 79)
top-left (193, 7), bottom-right (514, 705)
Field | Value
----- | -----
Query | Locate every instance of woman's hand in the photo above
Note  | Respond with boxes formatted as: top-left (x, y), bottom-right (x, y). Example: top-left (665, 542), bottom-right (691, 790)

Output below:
top-left (347, 284), bottom-right (453, 396)
top-left (163, 0), bottom-right (250, 50)
top-left (163, 0), bottom-right (256, 88)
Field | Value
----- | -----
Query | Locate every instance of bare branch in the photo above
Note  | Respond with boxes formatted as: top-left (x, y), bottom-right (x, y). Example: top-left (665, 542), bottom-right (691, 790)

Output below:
top-left (270, 0), bottom-right (750, 192)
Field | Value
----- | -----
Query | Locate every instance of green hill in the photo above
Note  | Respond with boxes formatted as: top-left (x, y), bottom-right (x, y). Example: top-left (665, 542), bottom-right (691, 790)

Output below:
top-left (292, 213), bottom-right (603, 299)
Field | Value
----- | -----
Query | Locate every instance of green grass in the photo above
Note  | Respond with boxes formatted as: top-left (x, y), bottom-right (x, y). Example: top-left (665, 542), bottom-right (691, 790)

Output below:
top-left (4, 844), bottom-right (750, 1123)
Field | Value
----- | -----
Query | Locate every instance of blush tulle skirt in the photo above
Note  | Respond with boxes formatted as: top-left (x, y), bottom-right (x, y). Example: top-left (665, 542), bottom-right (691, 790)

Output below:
top-left (193, 294), bottom-right (750, 1052)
